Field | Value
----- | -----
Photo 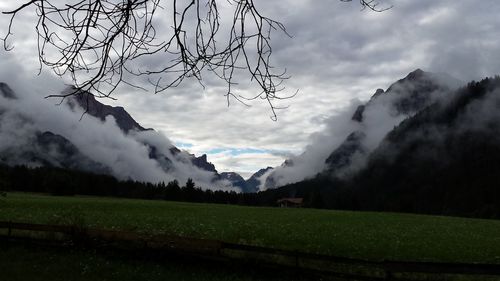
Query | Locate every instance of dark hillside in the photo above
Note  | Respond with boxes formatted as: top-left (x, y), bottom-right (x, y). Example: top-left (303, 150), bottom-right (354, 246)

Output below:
top-left (348, 77), bottom-right (500, 218)
top-left (266, 77), bottom-right (500, 219)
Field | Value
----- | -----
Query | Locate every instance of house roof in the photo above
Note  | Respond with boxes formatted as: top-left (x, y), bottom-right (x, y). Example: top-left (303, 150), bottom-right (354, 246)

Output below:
top-left (277, 198), bottom-right (304, 204)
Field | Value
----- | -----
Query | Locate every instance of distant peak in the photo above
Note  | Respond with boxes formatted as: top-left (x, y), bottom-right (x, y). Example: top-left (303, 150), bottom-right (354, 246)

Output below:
top-left (64, 86), bottom-right (146, 133)
top-left (220, 172), bottom-right (244, 181)
top-left (370, 88), bottom-right (385, 100)
top-left (250, 166), bottom-right (273, 178)
top-left (0, 82), bottom-right (17, 99)
top-left (406, 69), bottom-right (425, 80)
top-left (191, 153), bottom-right (217, 173)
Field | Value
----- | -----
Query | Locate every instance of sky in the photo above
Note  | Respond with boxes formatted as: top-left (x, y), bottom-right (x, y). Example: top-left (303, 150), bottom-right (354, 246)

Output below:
top-left (1, 0), bottom-right (500, 179)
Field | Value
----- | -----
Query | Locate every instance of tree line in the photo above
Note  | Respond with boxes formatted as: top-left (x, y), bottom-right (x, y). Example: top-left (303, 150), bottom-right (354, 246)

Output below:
top-left (0, 165), bottom-right (264, 205)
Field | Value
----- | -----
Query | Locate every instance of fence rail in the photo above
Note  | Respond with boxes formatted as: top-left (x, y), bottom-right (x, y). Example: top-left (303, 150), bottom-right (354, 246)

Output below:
top-left (1, 221), bottom-right (499, 280)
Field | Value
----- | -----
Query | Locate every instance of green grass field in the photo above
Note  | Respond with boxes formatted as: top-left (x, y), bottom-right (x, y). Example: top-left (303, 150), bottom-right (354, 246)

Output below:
top-left (1, 192), bottom-right (500, 264)
top-left (0, 242), bottom-right (313, 281)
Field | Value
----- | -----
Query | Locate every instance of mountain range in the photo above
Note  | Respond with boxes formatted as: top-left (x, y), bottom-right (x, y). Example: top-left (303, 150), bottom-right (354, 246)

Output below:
top-left (259, 73), bottom-right (500, 218)
top-left (3, 68), bottom-right (500, 219)
top-left (262, 69), bottom-right (461, 189)
top-left (0, 83), bottom-right (264, 192)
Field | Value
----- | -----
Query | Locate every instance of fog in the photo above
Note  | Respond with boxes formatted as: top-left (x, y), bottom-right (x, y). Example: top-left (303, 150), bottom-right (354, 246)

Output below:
top-left (0, 51), bottom-right (235, 191)
top-left (259, 70), bottom-right (463, 189)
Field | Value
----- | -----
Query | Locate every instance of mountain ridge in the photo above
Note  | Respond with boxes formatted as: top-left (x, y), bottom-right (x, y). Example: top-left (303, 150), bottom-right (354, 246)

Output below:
top-left (260, 75), bottom-right (500, 218)
top-left (0, 83), bottom-right (265, 191)
top-left (263, 69), bottom-right (460, 189)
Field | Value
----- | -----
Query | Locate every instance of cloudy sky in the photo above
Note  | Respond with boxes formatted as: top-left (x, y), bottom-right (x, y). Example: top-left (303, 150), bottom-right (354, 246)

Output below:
top-left (1, 0), bottom-right (500, 178)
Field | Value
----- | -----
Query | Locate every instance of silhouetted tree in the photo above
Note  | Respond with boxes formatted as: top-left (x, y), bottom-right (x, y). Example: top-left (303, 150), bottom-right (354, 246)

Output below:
top-left (0, 169), bottom-right (8, 197)
top-left (185, 178), bottom-right (196, 190)
top-left (165, 180), bottom-right (181, 200)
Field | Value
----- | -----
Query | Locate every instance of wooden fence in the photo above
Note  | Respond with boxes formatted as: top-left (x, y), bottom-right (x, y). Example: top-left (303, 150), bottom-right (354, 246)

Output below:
top-left (0, 221), bottom-right (499, 280)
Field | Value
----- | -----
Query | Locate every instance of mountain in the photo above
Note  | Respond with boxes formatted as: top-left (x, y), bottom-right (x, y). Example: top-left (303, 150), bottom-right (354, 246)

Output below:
top-left (263, 69), bottom-right (461, 189)
top-left (347, 69), bottom-right (454, 122)
top-left (344, 76), bottom-right (500, 217)
top-left (323, 131), bottom-right (365, 175)
top-left (68, 90), bottom-right (230, 181)
top-left (323, 69), bottom-right (458, 173)
top-left (32, 131), bottom-right (109, 173)
top-left (0, 129), bottom-right (107, 173)
top-left (68, 89), bottom-right (271, 192)
top-left (219, 167), bottom-right (273, 193)
top-left (191, 154), bottom-right (217, 173)
top-left (0, 83), bottom-right (16, 99)
top-left (261, 76), bottom-right (500, 219)
top-left (0, 86), bottom-right (107, 173)
top-left (245, 167), bottom-right (273, 193)
top-left (0, 83), bottom-right (242, 190)
top-left (67, 88), bottom-right (148, 133)
top-left (219, 172), bottom-right (246, 189)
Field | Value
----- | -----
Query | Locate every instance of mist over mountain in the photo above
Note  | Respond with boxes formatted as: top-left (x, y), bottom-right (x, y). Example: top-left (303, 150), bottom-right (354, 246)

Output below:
top-left (344, 76), bottom-right (500, 216)
top-left (0, 81), bottom-right (247, 191)
top-left (261, 69), bottom-right (462, 190)
top-left (221, 167), bottom-right (274, 193)
top-left (262, 75), bottom-right (500, 218)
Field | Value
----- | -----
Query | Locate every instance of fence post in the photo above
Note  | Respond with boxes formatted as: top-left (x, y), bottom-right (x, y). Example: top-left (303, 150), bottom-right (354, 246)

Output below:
top-left (216, 242), bottom-right (222, 256)
top-left (384, 270), bottom-right (393, 280)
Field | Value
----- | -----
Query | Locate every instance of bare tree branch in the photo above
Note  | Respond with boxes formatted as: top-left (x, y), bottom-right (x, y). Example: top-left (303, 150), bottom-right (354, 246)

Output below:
top-left (340, 0), bottom-right (393, 12)
top-left (2, 0), bottom-right (390, 120)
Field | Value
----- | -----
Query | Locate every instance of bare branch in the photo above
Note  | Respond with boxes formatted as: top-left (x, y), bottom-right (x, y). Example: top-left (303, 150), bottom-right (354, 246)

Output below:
top-left (340, 0), bottom-right (393, 12)
top-left (2, 0), bottom-right (389, 120)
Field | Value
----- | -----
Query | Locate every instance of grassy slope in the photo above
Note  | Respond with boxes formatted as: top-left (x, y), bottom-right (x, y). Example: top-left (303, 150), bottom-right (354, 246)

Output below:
top-left (1, 193), bottom-right (499, 264)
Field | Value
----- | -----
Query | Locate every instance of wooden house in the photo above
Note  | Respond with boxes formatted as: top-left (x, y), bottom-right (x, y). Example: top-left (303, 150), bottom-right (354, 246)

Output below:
top-left (277, 198), bottom-right (304, 208)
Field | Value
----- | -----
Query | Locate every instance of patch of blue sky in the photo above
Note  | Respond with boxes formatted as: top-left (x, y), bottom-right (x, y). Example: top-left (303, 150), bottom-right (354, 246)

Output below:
top-left (174, 141), bottom-right (193, 148)
top-left (206, 147), bottom-right (282, 156)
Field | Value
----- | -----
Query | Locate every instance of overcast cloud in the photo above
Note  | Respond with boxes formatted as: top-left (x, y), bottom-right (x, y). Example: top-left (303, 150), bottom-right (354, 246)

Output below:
top-left (1, 0), bottom-right (500, 179)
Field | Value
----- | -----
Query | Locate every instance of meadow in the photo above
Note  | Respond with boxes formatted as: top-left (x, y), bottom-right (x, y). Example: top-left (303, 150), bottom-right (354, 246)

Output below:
top-left (0, 242), bottom-right (313, 281)
top-left (1, 192), bottom-right (500, 264)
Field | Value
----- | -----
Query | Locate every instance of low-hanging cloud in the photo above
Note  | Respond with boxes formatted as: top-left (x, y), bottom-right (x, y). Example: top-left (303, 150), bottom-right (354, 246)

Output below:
top-left (258, 101), bottom-right (363, 189)
top-left (370, 80), bottom-right (500, 175)
top-left (259, 70), bottom-right (463, 189)
top-left (0, 51), bottom-right (236, 191)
